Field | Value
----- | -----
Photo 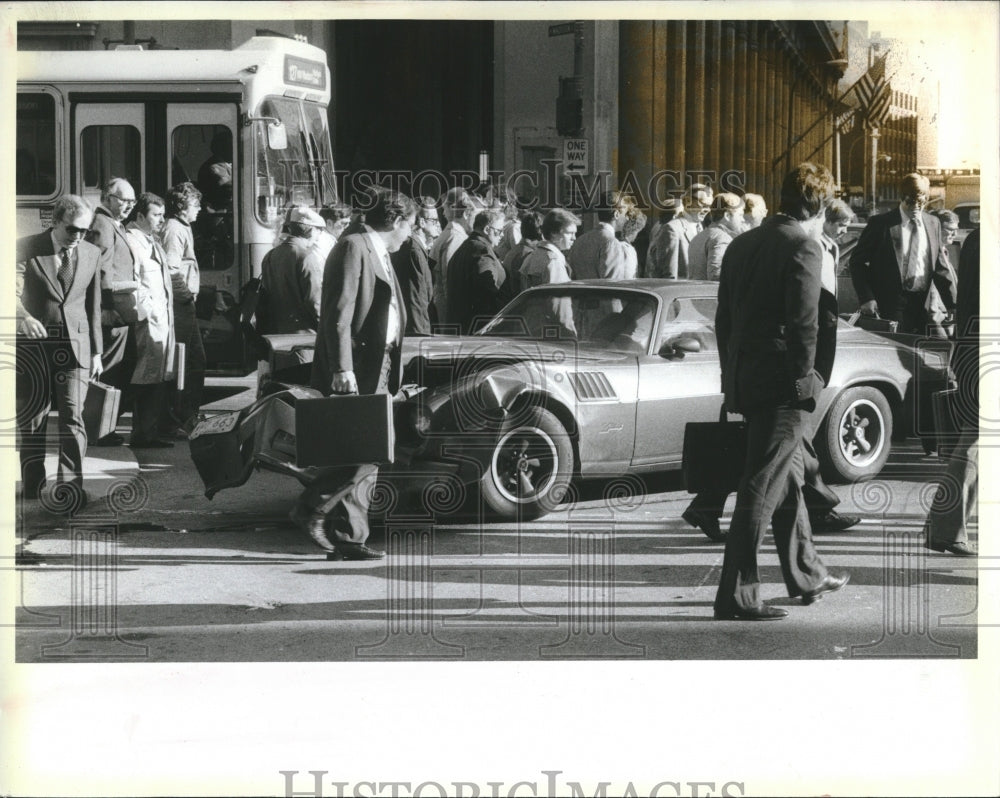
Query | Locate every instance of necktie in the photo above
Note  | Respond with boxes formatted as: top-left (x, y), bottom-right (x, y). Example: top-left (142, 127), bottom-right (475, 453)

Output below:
top-left (904, 217), bottom-right (921, 290)
top-left (57, 247), bottom-right (75, 293)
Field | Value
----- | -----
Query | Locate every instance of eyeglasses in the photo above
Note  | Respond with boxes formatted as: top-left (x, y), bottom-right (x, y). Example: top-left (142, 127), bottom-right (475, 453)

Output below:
top-left (422, 216), bottom-right (442, 225)
top-left (65, 225), bottom-right (90, 236)
top-left (487, 226), bottom-right (505, 236)
top-left (903, 194), bottom-right (929, 204)
top-left (109, 195), bottom-right (136, 205)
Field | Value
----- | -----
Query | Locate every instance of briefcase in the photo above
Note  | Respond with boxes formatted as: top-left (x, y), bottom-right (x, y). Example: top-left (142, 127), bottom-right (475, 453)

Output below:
top-left (845, 311), bottom-right (899, 333)
top-left (83, 380), bottom-right (121, 441)
top-left (295, 393), bottom-right (395, 467)
top-left (682, 414), bottom-right (747, 494)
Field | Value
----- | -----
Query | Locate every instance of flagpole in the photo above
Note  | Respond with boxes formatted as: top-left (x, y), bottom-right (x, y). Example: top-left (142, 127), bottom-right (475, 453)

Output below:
top-left (870, 127), bottom-right (880, 213)
top-left (769, 69), bottom-right (875, 170)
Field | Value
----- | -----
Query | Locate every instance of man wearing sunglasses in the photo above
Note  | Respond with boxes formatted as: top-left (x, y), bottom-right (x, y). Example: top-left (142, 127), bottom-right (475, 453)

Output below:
top-left (16, 194), bottom-right (104, 513)
top-left (850, 172), bottom-right (957, 335)
top-left (86, 177), bottom-right (140, 445)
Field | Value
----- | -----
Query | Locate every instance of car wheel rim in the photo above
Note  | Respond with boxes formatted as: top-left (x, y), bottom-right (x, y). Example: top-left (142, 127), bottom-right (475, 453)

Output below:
top-left (838, 398), bottom-right (885, 468)
top-left (491, 426), bottom-right (559, 504)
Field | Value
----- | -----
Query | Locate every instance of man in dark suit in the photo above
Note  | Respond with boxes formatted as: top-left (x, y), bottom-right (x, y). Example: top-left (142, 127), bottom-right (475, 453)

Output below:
top-left (713, 163), bottom-right (850, 621)
top-left (16, 195), bottom-right (104, 510)
top-left (850, 172), bottom-right (957, 334)
top-left (445, 208), bottom-right (509, 334)
top-left (391, 196), bottom-right (440, 335)
top-left (289, 191), bottom-right (415, 560)
top-left (923, 228), bottom-right (979, 556)
top-left (86, 177), bottom-right (139, 446)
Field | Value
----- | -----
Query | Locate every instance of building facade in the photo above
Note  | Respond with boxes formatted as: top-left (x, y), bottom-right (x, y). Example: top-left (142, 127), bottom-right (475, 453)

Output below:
top-left (19, 17), bottom-right (858, 215)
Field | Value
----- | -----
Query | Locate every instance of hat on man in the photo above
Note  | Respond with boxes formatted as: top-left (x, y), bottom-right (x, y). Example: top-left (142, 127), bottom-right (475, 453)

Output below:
top-left (285, 205), bottom-right (326, 228)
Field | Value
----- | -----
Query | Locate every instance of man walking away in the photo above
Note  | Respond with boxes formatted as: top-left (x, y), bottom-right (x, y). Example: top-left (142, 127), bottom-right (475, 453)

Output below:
top-left (713, 163), bottom-right (849, 621)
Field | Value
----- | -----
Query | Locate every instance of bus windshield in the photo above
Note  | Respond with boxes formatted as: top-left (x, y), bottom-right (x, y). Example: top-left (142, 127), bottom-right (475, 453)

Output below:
top-left (254, 96), bottom-right (337, 224)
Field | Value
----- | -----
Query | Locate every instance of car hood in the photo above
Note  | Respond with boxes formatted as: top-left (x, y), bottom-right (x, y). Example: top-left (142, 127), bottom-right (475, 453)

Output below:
top-left (402, 335), bottom-right (619, 390)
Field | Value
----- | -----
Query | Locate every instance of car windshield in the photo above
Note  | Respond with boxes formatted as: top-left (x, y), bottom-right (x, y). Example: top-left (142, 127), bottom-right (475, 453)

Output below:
top-left (476, 288), bottom-right (659, 353)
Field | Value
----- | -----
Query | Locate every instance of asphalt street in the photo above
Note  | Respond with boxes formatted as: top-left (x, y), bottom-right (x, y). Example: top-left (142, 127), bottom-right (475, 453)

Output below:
top-left (12, 383), bottom-right (978, 662)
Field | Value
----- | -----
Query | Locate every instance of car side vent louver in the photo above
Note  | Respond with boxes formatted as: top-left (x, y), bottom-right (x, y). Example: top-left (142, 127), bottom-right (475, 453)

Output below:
top-left (569, 372), bottom-right (618, 401)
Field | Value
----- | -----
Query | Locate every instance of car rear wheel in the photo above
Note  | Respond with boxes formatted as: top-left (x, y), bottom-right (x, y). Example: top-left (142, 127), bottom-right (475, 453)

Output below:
top-left (480, 406), bottom-right (573, 520)
top-left (816, 386), bottom-right (893, 483)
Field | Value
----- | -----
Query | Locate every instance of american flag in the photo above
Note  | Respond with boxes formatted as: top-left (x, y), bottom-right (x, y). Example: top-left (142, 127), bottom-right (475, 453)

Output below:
top-left (854, 54), bottom-right (888, 120)
top-left (867, 83), bottom-right (893, 128)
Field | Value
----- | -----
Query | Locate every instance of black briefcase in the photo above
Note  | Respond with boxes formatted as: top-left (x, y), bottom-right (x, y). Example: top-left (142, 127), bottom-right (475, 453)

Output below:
top-left (295, 393), bottom-right (395, 467)
top-left (83, 380), bottom-right (121, 441)
top-left (845, 311), bottom-right (899, 333)
top-left (682, 410), bottom-right (747, 494)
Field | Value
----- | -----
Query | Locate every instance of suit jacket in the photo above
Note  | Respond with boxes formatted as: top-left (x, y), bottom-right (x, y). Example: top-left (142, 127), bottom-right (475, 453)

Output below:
top-left (849, 208), bottom-right (957, 316)
top-left (687, 222), bottom-right (737, 281)
top-left (86, 206), bottom-right (143, 324)
top-left (391, 235), bottom-right (435, 335)
top-left (446, 231), bottom-right (508, 334)
top-left (717, 215), bottom-right (825, 414)
top-left (568, 223), bottom-right (627, 280)
top-left (260, 237), bottom-right (325, 334)
top-left (648, 215), bottom-right (700, 279)
top-left (954, 229), bottom-right (979, 413)
top-left (16, 231), bottom-right (103, 368)
top-left (311, 232), bottom-right (407, 396)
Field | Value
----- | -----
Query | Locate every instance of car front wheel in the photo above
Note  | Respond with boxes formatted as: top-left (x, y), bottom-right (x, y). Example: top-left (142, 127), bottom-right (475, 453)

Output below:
top-left (480, 406), bottom-right (573, 520)
top-left (816, 386), bottom-right (893, 483)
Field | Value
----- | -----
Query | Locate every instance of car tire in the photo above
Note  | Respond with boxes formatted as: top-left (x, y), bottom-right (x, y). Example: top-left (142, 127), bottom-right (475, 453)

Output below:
top-left (480, 405), bottom-right (574, 521)
top-left (816, 386), bottom-right (893, 483)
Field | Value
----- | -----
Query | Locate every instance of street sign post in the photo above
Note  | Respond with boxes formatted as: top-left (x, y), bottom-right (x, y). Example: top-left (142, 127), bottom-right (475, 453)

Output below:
top-left (548, 22), bottom-right (576, 37)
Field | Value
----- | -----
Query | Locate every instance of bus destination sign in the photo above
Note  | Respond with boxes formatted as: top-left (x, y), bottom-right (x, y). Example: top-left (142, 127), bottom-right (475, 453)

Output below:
top-left (284, 55), bottom-right (326, 90)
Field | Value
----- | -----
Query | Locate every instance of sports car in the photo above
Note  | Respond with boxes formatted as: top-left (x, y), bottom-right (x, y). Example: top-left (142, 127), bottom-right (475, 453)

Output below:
top-left (190, 280), bottom-right (951, 520)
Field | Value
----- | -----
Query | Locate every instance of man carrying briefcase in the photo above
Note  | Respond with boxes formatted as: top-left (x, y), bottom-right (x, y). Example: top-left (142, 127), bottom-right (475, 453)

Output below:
top-left (288, 190), bottom-right (415, 560)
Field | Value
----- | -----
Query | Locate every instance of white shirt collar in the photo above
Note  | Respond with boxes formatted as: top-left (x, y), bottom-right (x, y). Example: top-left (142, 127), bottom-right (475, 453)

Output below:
top-left (367, 230), bottom-right (390, 263)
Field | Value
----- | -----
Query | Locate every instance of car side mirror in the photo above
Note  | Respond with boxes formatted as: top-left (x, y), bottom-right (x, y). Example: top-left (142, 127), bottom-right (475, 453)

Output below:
top-left (674, 336), bottom-right (702, 353)
top-left (266, 121), bottom-right (288, 150)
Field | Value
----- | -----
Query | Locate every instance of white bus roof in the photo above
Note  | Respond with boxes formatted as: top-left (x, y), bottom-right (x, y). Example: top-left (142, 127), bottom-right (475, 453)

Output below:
top-left (17, 36), bottom-right (330, 102)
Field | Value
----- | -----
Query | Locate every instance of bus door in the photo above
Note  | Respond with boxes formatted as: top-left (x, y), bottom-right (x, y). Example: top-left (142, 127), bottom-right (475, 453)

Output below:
top-left (166, 103), bottom-right (241, 371)
top-left (73, 103), bottom-right (145, 208)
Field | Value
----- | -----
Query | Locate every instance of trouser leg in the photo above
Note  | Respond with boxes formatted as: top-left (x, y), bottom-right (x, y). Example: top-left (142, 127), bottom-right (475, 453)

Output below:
top-left (715, 406), bottom-right (807, 613)
top-left (924, 431), bottom-right (978, 545)
top-left (53, 359), bottom-right (89, 487)
top-left (802, 436), bottom-right (839, 514)
top-left (131, 382), bottom-right (167, 442)
top-left (16, 341), bottom-right (53, 495)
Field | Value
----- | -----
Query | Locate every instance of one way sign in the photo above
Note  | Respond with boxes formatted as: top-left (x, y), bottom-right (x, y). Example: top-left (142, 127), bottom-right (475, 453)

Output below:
top-left (562, 139), bottom-right (589, 174)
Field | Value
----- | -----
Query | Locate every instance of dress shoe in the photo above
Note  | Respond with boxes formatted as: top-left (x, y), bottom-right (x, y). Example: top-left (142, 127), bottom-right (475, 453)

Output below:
top-left (682, 508), bottom-right (726, 542)
top-left (810, 509), bottom-right (861, 533)
top-left (289, 506), bottom-right (336, 552)
top-left (130, 438), bottom-right (174, 449)
top-left (714, 604), bottom-right (788, 621)
top-left (332, 543), bottom-right (386, 561)
top-left (801, 571), bottom-right (851, 605)
top-left (927, 539), bottom-right (977, 557)
top-left (93, 432), bottom-right (125, 447)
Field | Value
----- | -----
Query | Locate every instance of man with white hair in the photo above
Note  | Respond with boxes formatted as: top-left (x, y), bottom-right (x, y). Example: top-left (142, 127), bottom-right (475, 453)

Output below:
top-left (86, 176), bottom-right (139, 446)
top-left (17, 194), bottom-right (103, 510)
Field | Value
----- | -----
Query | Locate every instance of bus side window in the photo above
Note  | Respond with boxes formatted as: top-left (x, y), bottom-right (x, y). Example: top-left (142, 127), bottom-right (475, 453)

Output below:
top-left (81, 125), bottom-right (141, 206)
top-left (16, 92), bottom-right (58, 198)
top-left (172, 125), bottom-right (234, 272)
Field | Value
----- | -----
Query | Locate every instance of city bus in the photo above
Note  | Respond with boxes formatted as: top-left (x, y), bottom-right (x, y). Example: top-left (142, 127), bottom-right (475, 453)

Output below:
top-left (16, 35), bottom-right (339, 373)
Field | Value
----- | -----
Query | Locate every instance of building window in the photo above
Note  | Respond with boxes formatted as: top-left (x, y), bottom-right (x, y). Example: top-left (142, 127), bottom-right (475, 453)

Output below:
top-left (16, 92), bottom-right (58, 198)
top-left (80, 125), bottom-right (141, 197)
top-left (172, 125), bottom-right (234, 272)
